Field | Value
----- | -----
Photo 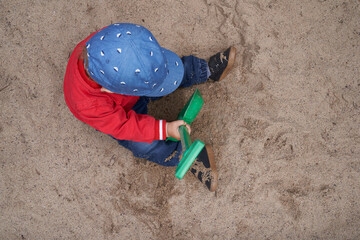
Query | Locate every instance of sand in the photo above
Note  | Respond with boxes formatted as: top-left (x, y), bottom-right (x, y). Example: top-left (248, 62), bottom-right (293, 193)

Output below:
top-left (1, 0), bottom-right (359, 239)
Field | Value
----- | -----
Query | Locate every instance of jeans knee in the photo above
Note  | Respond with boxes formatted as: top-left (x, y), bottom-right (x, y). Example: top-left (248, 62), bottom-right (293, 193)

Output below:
top-left (116, 138), bottom-right (181, 167)
top-left (156, 149), bottom-right (181, 167)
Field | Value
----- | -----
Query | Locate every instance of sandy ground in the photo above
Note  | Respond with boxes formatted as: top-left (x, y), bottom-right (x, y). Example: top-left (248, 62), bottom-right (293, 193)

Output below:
top-left (1, 0), bottom-right (360, 239)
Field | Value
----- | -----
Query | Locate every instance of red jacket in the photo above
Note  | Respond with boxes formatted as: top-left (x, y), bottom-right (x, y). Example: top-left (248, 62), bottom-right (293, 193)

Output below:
top-left (63, 32), bottom-right (166, 143)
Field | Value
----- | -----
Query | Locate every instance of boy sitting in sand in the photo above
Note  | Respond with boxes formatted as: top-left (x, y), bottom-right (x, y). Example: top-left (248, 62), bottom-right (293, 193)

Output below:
top-left (64, 23), bottom-right (236, 191)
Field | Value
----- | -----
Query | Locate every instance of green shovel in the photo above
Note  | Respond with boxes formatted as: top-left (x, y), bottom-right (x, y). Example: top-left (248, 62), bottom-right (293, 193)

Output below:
top-left (167, 89), bottom-right (205, 179)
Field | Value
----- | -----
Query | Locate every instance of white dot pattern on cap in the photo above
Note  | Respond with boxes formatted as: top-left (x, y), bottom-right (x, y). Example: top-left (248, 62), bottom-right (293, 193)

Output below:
top-left (114, 23), bottom-right (120, 26)
top-left (86, 24), bottom-right (182, 96)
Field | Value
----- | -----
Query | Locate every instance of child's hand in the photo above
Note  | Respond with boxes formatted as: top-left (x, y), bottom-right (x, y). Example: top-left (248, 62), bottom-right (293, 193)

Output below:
top-left (166, 120), bottom-right (191, 140)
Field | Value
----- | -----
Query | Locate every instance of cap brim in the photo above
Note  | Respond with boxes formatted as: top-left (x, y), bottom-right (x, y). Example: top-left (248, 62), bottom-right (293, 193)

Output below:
top-left (145, 48), bottom-right (184, 97)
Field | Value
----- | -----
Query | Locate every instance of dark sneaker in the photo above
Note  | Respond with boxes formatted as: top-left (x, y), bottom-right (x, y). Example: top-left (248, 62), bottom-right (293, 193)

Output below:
top-left (208, 47), bottom-right (236, 81)
top-left (190, 145), bottom-right (218, 192)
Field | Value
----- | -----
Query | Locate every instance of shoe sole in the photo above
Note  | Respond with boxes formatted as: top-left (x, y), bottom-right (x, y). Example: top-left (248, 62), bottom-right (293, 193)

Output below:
top-left (205, 145), bottom-right (218, 192)
top-left (218, 47), bottom-right (237, 81)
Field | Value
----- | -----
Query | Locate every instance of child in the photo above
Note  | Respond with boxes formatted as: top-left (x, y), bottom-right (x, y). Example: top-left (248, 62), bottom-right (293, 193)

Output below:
top-left (64, 23), bottom-right (236, 192)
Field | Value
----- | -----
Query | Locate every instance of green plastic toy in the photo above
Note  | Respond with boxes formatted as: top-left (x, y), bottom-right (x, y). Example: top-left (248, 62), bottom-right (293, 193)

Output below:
top-left (167, 89), bottom-right (205, 179)
top-left (175, 126), bottom-right (205, 179)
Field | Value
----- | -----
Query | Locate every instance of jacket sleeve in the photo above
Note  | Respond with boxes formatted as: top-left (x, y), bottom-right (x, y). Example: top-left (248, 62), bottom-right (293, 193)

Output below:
top-left (78, 100), bottom-right (167, 143)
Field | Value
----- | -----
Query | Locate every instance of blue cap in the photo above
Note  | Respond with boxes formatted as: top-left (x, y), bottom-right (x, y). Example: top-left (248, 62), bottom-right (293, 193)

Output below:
top-left (85, 23), bottom-right (184, 97)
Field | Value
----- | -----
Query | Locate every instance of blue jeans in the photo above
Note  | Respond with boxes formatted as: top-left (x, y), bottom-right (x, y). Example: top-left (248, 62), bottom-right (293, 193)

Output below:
top-left (113, 55), bottom-right (209, 166)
